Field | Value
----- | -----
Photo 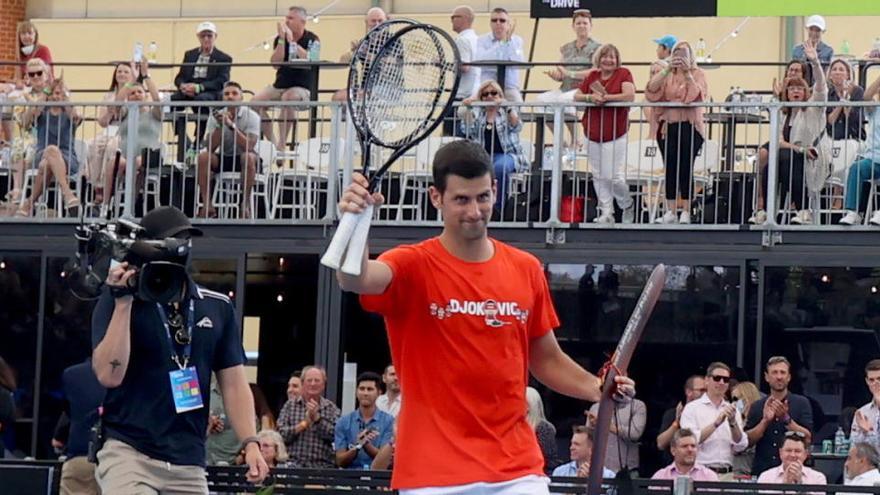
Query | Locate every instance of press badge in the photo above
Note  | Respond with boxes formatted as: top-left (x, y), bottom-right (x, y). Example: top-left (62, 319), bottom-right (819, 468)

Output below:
top-left (169, 367), bottom-right (204, 413)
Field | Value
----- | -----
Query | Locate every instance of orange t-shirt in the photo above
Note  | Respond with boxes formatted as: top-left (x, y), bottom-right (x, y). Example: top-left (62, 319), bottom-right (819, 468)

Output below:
top-left (360, 237), bottom-right (560, 489)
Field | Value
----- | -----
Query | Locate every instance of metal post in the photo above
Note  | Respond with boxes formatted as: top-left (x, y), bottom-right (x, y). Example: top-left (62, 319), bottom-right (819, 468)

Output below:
top-left (673, 475), bottom-right (694, 495)
top-left (765, 104), bottom-right (780, 226)
top-left (326, 103), bottom-right (341, 221)
top-left (123, 102), bottom-right (140, 217)
top-left (547, 105), bottom-right (564, 225)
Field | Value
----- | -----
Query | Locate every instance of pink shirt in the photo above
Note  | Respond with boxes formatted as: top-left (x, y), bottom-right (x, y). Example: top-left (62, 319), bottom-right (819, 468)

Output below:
top-left (757, 464), bottom-right (827, 485)
top-left (651, 463), bottom-right (719, 482)
top-left (644, 67), bottom-right (708, 137)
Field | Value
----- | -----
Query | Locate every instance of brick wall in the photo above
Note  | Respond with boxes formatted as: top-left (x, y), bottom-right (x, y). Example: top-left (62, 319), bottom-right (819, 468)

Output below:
top-left (0, 0), bottom-right (27, 80)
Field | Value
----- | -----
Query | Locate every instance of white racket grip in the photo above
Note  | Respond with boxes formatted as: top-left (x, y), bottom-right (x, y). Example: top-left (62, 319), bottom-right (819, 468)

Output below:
top-left (321, 211), bottom-right (362, 270)
top-left (340, 204), bottom-right (374, 276)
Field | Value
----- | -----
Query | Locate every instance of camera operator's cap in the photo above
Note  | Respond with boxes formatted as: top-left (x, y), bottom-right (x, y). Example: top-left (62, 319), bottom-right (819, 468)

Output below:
top-left (140, 206), bottom-right (203, 239)
top-left (653, 35), bottom-right (678, 51)
top-left (197, 21), bottom-right (217, 34)
top-left (805, 15), bottom-right (826, 31)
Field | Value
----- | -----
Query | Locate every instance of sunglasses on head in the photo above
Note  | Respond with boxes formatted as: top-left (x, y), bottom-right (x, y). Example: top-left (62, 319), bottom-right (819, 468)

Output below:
top-left (784, 431), bottom-right (806, 439)
top-left (710, 375), bottom-right (731, 383)
top-left (27, 70), bottom-right (43, 77)
top-left (481, 90), bottom-right (499, 97)
top-left (490, 18), bottom-right (507, 23)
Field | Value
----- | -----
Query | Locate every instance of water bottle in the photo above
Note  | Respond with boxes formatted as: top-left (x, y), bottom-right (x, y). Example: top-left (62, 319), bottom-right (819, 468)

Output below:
top-left (870, 37), bottom-right (880, 58)
top-left (147, 41), bottom-right (158, 63)
top-left (288, 39), bottom-right (298, 60)
top-left (308, 40), bottom-right (321, 62)
top-left (542, 147), bottom-right (555, 171)
top-left (696, 38), bottom-right (707, 62)
top-left (834, 426), bottom-right (847, 454)
top-left (841, 40), bottom-right (851, 56)
top-left (133, 41), bottom-right (144, 62)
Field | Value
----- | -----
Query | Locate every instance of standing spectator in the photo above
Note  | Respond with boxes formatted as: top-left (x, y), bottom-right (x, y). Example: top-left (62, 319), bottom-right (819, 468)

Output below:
top-left (679, 362), bottom-right (748, 480)
top-left (287, 371), bottom-right (302, 402)
top-left (526, 387), bottom-right (558, 473)
top-left (14, 20), bottom-right (53, 84)
top-left (0, 357), bottom-right (16, 458)
top-left (731, 381), bottom-right (761, 476)
top-left (850, 359), bottom-right (880, 453)
top-left (756, 432), bottom-right (826, 485)
top-left (745, 356), bottom-right (813, 475)
top-left (171, 21), bottom-right (232, 161)
top-left (651, 428), bottom-right (720, 482)
top-left (475, 8), bottom-right (525, 102)
top-left (826, 58), bottom-right (866, 140)
top-left (844, 442), bottom-right (880, 488)
top-left (252, 6), bottom-right (319, 152)
top-left (196, 81), bottom-right (261, 219)
top-left (574, 44), bottom-right (635, 224)
top-left (552, 425), bottom-right (615, 478)
top-left (587, 395), bottom-right (646, 473)
top-left (57, 359), bottom-right (105, 495)
top-left (376, 364), bottom-right (401, 418)
top-left (657, 375), bottom-right (706, 459)
top-left (277, 365), bottom-right (340, 468)
top-left (443, 5), bottom-right (479, 136)
top-left (645, 40), bottom-right (708, 224)
top-left (653, 35), bottom-right (678, 61)
top-left (459, 80), bottom-right (528, 211)
top-left (840, 72), bottom-right (880, 226)
top-left (334, 372), bottom-right (394, 470)
top-left (206, 374), bottom-right (240, 465)
top-left (792, 15), bottom-right (833, 65)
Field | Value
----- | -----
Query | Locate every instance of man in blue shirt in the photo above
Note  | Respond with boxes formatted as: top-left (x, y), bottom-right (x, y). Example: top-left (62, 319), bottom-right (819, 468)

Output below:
top-left (57, 359), bottom-right (105, 495)
top-left (553, 425), bottom-right (615, 478)
top-left (334, 371), bottom-right (395, 469)
top-left (792, 15), bottom-right (834, 65)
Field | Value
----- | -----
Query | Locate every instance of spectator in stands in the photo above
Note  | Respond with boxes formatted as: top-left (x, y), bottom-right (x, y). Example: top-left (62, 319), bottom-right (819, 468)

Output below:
top-left (645, 40), bottom-right (708, 224)
top-left (459, 80), bottom-right (528, 211)
top-left (826, 59), bottom-right (866, 140)
top-left (4, 58), bottom-right (50, 205)
top-left (651, 428), bottom-right (719, 482)
top-left (334, 371), bottom-right (394, 470)
top-left (745, 356), bottom-right (813, 475)
top-left (207, 374), bottom-right (240, 465)
top-left (792, 15), bottom-right (833, 65)
top-left (574, 43), bottom-right (635, 224)
top-left (252, 6), bottom-right (319, 152)
top-left (475, 8), bottom-right (525, 102)
top-left (537, 9), bottom-right (601, 146)
top-left (756, 432), bottom-right (826, 485)
top-left (277, 365), bottom-right (340, 468)
top-left (0, 356), bottom-right (15, 458)
top-left (287, 371), bottom-right (302, 402)
top-left (657, 375), bottom-right (706, 459)
top-left (331, 7), bottom-right (388, 103)
top-left (376, 364), bottom-right (401, 418)
top-left (16, 76), bottom-right (81, 217)
top-left (844, 442), bottom-right (880, 488)
top-left (443, 5), bottom-right (479, 136)
top-left (251, 383), bottom-right (276, 431)
top-left (850, 359), bottom-right (880, 453)
top-left (552, 425), bottom-right (615, 478)
top-left (100, 60), bottom-right (163, 217)
top-left (654, 35), bottom-right (678, 61)
top-left (587, 392), bottom-right (646, 473)
top-left (56, 359), bottom-right (104, 495)
top-left (679, 362), bottom-right (747, 480)
top-left (171, 21), bottom-right (232, 160)
top-left (196, 81), bottom-right (261, 219)
top-left (840, 71), bottom-right (880, 226)
top-left (526, 386), bottom-right (558, 473)
top-left (14, 20), bottom-right (53, 84)
top-left (235, 429), bottom-right (290, 468)
top-left (731, 381), bottom-right (760, 476)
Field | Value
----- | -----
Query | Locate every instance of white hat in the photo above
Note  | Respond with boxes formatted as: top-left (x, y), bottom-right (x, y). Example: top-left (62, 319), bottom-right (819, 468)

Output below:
top-left (196, 21), bottom-right (217, 34)
top-left (805, 15), bottom-right (826, 31)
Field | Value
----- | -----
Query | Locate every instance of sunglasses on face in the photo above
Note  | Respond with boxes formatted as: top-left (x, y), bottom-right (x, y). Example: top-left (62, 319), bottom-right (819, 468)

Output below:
top-left (27, 71), bottom-right (43, 77)
top-left (481, 91), bottom-right (499, 97)
top-left (710, 375), bottom-right (731, 383)
top-left (490, 18), bottom-right (507, 23)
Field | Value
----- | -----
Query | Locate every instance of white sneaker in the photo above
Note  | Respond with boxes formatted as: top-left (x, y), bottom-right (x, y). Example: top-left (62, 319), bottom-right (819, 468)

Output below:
top-left (748, 210), bottom-right (767, 224)
top-left (870, 211), bottom-right (880, 226)
top-left (621, 203), bottom-right (635, 224)
top-left (593, 208), bottom-right (615, 224)
top-left (656, 210), bottom-right (677, 224)
top-left (790, 209), bottom-right (812, 225)
top-left (839, 211), bottom-right (862, 226)
top-left (679, 210), bottom-right (691, 224)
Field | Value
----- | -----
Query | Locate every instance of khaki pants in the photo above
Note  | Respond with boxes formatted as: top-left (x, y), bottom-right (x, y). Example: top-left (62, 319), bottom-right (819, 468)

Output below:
top-left (60, 456), bottom-right (101, 495)
top-left (95, 438), bottom-right (208, 495)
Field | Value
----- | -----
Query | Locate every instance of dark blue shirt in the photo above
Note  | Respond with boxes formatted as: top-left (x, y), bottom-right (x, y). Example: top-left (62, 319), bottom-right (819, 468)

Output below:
top-left (91, 281), bottom-right (245, 467)
top-left (333, 408), bottom-right (394, 470)
top-left (62, 361), bottom-right (106, 458)
top-left (745, 392), bottom-right (813, 474)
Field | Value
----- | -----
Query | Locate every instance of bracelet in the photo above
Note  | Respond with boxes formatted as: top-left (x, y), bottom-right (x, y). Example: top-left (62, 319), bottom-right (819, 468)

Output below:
top-left (585, 94), bottom-right (592, 103)
top-left (240, 436), bottom-right (259, 451)
top-left (297, 420), bottom-right (308, 430)
top-left (660, 68), bottom-right (670, 77)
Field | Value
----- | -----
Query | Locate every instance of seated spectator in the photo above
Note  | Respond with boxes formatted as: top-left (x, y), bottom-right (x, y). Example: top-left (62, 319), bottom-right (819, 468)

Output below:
top-left (17, 76), bottom-right (81, 216)
top-left (4, 58), bottom-right (50, 204)
top-left (657, 375), bottom-right (706, 463)
top-left (252, 6), bottom-right (318, 152)
top-left (475, 8), bottom-right (525, 102)
top-left (235, 429), bottom-right (290, 468)
top-left (552, 425), bottom-right (615, 478)
top-left (651, 428), bottom-right (719, 482)
top-left (376, 364), bottom-right (401, 418)
top-left (537, 9), bottom-right (601, 146)
top-left (850, 359), bottom-right (880, 454)
top-left (332, 7), bottom-right (388, 102)
top-left (756, 432), bottom-right (826, 485)
top-left (793, 15), bottom-right (833, 65)
top-left (15, 20), bottom-right (53, 84)
top-left (196, 81), bottom-right (261, 219)
top-left (731, 381), bottom-right (761, 476)
top-left (100, 60), bottom-right (163, 217)
top-left (459, 79), bottom-right (528, 211)
top-left (587, 393), bottom-right (646, 473)
top-left (206, 374), bottom-right (239, 466)
top-left (371, 421), bottom-right (396, 471)
top-left (653, 35), bottom-right (677, 61)
top-left (334, 371), bottom-right (394, 470)
top-left (843, 442), bottom-right (880, 489)
top-left (526, 386), bottom-right (558, 473)
top-left (839, 71), bottom-right (880, 226)
top-left (826, 58), bottom-right (866, 140)
top-left (277, 365), bottom-right (340, 468)
top-left (287, 371), bottom-right (302, 402)
top-left (171, 21), bottom-right (232, 157)
top-left (575, 43), bottom-right (635, 224)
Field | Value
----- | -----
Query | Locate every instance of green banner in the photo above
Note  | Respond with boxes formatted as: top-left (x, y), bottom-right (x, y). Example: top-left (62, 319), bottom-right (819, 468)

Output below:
top-left (718, 0), bottom-right (880, 16)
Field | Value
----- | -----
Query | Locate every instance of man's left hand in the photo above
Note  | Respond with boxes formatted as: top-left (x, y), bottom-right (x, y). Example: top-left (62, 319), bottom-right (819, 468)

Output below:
top-left (613, 375), bottom-right (636, 401)
top-left (244, 443), bottom-right (270, 484)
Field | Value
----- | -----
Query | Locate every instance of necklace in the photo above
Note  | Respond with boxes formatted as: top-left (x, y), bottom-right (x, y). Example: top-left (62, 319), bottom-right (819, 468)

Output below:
top-left (168, 306), bottom-right (191, 345)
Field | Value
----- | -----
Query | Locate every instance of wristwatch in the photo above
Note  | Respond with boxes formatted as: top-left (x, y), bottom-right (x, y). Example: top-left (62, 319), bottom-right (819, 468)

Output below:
top-left (348, 443), bottom-right (363, 451)
top-left (240, 436), bottom-right (259, 451)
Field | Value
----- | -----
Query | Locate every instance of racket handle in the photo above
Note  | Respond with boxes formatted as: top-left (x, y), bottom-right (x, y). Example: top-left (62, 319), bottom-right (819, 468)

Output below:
top-left (340, 204), bottom-right (373, 276)
top-left (321, 211), bottom-right (361, 270)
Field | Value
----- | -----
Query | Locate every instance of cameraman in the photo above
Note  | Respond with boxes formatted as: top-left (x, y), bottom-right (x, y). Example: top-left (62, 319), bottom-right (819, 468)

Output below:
top-left (91, 206), bottom-right (268, 493)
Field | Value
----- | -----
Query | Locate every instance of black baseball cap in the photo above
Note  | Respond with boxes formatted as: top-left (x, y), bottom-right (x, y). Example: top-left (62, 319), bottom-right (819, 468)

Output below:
top-left (139, 206), bottom-right (203, 239)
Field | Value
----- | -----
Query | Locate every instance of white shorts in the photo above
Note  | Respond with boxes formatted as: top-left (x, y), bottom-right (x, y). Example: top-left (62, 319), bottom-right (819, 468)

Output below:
top-left (400, 475), bottom-right (550, 495)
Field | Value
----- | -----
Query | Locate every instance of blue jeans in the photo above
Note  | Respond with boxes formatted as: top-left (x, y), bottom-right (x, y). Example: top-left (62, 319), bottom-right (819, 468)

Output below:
top-left (493, 153), bottom-right (517, 210)
top-left (844, 158), bottom-right (880, 211)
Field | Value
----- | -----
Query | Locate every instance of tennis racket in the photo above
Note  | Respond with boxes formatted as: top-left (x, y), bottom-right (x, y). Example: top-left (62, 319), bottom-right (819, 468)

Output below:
top-left (321, 23), bottom-right (460, 275)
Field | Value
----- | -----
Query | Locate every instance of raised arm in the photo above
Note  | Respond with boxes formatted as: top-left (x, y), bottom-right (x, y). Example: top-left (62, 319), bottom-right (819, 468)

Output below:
top-left (92, 263), bottom-right (137, 388)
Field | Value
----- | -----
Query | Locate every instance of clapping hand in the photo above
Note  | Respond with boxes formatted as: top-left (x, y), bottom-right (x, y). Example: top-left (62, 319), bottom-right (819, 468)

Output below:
top-left (357, 428), bottom-right (379, 447)
top-left (855, 410), bottom-right (874, 433)
top-left (306, 398), bottom-right (320, 423)
top-left (783, 461), bottom-right (803, 484)
top-left (545, 66), bottom-right (565, 82)
top-left (576, 461), bottom-right (592, 478)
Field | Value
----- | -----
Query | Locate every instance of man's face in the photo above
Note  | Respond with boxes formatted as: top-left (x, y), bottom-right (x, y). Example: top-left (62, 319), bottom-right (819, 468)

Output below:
top-left (287, 376), bottom-right (302, 401)
top-left (287, 10), bottom-right (306, 34)
top-left (780, 438), bottom-right (808, 467)
top-left (685, 377), bottom-right (706, 402)
top-left (657, 45), bottom-right (671, 59)
top-left (450, 8), bottom-right (469, 33)
top-left (569, 432), bottom-right (591, 462)
top-left (671, 435), bottom-right (698, 467)
top-left (383, 366), bottom-right (399, 392)
top-left (706, 368), bottom-right (731, 397)
top-left (430, 173), bottom-right (495, 243)
top-left (845, 448), bottom-right (870, 479)
top-left (807, 26), bottom-right (822, 42)
top-left (490, 11), bottom-right (510, 39)
top-left (765, 362), bottom-right (791, 392)
top-left (356, 380), bottom-right (380, 408)
top-left (572, 16), bottom-right (591, 39)
top-left (222, 85), bottom-right (243, 102)
top-left (365, 10), bottom-right (387, 31)
top-left (866, 369), bottom-right (880, 398)
top-left (302, 368), bottom-right (325, 398)
top-left (197, 30), bottom-right (216, 52)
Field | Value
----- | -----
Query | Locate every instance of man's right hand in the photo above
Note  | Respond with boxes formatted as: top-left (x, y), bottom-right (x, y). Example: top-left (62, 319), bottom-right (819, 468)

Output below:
top-left (106, 261), bottom-right (137, 290)
top-left (306, 398), bottom-right (321, 423)
top-left (855, 410), bottom-right (873, 432)
top-left (339, 172), bottom-right (384, 215)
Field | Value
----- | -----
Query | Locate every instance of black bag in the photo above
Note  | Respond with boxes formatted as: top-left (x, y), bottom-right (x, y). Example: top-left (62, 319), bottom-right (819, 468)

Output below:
top-left (87, 418), bottom-right (104, 464)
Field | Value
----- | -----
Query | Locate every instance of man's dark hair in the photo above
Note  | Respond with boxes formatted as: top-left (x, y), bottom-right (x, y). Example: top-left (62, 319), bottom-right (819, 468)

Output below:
top-left (572, 424), bottom-right (594, 441)
top-left (491, 7), bottom-right (509, 15)
top-left (782, 431), bottom-right (810, 450)
top-left (289, 370), bottom-right (301, 380)
top-left (432, 140), bottom-right (493, 193)
top-left (672, 428), bottom-right (696, 448)
top-left (766, 356), bottom-right (791, 371)
top-left (357, 371), bottom-right (382, 389)
top-left (223, 81), bottom-right (242, 91)
top-left (866, 359), bottom-right (880, 374)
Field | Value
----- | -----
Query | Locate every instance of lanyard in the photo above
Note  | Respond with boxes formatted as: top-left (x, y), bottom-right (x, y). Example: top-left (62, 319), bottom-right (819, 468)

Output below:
top-left (156, 300), bottom-right (195, 370)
